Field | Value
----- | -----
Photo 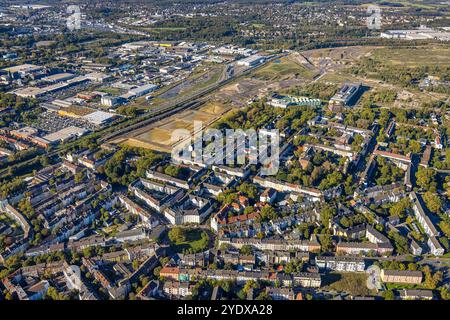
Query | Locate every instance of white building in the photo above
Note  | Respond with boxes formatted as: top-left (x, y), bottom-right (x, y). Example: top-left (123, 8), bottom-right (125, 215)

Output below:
top-left (428, 236), bottom-right (445, 256)
top-left (82, 111), bottom-right (117, 126)
top-left (236, 55), bottom-right (265, 67)
top-left (409, 192), bottom-right (440, 237)
top-left (315, 255), bottom-right (365, 272)
top-left (128, 84), bottom-right (158, 97)
top-left (101, 96), bottom-right (122, 107)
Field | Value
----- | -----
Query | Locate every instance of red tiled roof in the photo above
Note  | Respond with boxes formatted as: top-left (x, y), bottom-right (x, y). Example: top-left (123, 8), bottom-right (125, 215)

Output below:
top-left (160, 266), bottom-right (180, 275)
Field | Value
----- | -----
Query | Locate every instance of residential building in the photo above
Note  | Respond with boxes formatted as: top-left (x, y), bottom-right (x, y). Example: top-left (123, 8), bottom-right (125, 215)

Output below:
top-left (409, 192), bottom-right (440, 237)
top-left (428, 236), bottom-right (445, 256)
top-left (380, 270), bottom-right (423, 284)
top-left (315, 255), bottom-right (365, 272)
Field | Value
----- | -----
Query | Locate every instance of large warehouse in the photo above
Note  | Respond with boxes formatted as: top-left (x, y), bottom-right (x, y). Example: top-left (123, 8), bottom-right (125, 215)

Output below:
top-left (82, 111), bottom-right (118, 126)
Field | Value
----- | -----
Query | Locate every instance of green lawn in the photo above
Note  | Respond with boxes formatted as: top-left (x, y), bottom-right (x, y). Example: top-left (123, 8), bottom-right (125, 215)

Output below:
top-left (320, 72), bottom-right (361, 84)
top-left (371, 47), bottom-right (450, 68)
top-left (169, 228), bottom-right (210, 254)
top-left (254, 57), bottom-right (315, 80)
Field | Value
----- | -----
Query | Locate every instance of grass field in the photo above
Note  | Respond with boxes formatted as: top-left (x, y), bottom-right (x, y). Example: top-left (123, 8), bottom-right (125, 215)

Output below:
top-left (319, 72), bottom-right (362, 84)
top-left (371, 46), bottom-right (450, 67)
top-left (169, 228), bottom-right (210, 254)
top-left (322, 272), bottom-right (377, 297)
top-left (254, 56), bottom-right (315, 80)
top-left (360, 1), bottom-right (446, 9)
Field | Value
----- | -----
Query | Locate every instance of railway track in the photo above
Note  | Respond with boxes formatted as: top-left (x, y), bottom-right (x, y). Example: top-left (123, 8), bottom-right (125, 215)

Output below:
top-left (99, 53), bottom-right (284, 143)
top-left (0, 54), bottom-right (284, 180)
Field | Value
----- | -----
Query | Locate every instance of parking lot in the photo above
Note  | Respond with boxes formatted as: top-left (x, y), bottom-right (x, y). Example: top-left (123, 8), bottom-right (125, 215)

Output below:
top-left (34, 111), bottom-right (98, 133)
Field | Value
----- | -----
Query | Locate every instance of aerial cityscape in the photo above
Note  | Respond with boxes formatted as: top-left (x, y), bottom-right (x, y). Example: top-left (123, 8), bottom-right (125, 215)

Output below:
top-left (0, 0), bottom-right (449, 304)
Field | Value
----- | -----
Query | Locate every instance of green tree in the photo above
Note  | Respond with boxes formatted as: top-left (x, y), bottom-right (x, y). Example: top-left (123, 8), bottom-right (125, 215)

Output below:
top-left (243, 280), bottom-right (260, 294)
top-left (388, 231), bottom-right (409, 254)
top-left (237, 183), bottom-right (258, 199)
top-left (320, 205), bottom-right (336, 228)
top-left (440, 287), bottom-right (450, 300)
top-left (217, 190), bottom-right (238, 204)
top-left (422, 192), bottom-right (442, 214)
top-left (389, 198), bottom-right (411, 218)
top-left (239, 245), bottom-right (253, 255)
top-left (320, 234), bottom-right (333, 252)
top-left (168, 227), bottom-right (187, 243)
top-left (383, 290), bottom-right (395, 300)
top-left (153, 266), bottom-right (162, 278)
top-left (407, 263), bottom-right (418, 271)
top-left (415, 167), bottom-right (437, 192)
top-left (422, 265), bottom-right (442, 290)
top-left (256, 291), bottom-right (272, 300)
top-left (164, 165), bottom-right (180, 178)
top-left (132, 259), bottom-right (140, 270)
top-left (259, 205), bottom-right (277, 222)
top-left (439, 220), bottom-right (450, 238)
